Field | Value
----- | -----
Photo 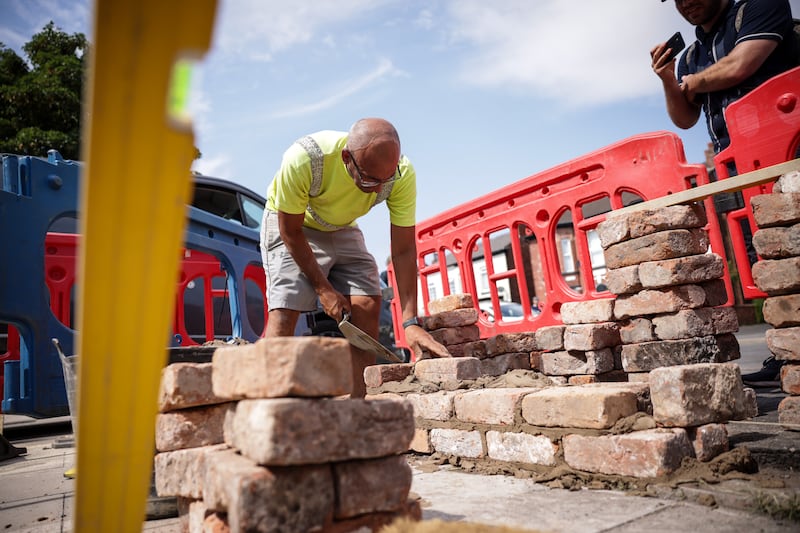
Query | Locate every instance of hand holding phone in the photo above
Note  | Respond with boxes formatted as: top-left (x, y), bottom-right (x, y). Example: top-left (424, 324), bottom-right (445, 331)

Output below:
top-left (664, 31), bottom-right (685, 63)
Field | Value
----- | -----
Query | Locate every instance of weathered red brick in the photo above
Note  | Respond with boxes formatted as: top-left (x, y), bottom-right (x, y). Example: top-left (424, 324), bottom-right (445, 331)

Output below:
top-left (421, 308), bottom-right (479, 329)
top-left (604, 265), bottom-right (643, 295)
top-left (535, 325), bottom-right (565, 351)
top-left (604, 229), bottom-right (709, 270)
top-left (486, 431), bottom-right (557, 466)
top-left (597, 203), bottom-right (707, 248)
top-left (774, 170), bottom-right (800, 193)
top-left (333, 455), bottom-right (411, 519)
top-left (405, 391), bottom-right (461, 421)
top-left (778, 395), bottom-right (800, 428)
top-left (701, 279), bottom-right (730, 307)
top-left (619, 317), bottom-right (655, 344)
top-left (428, 325), bottom-right (481, 345)
top-left (752, 257), bottom-right (800, 295)
top-left (649, 363), bottom-right (748, 426)
top-left (638, 253), bottom-right (724, 289)
top-left (521, 385), bottom-right (638, 429)
top-left (687, 424), bottom-right (729, 462)
top-left (752, 224), bottom-right (800, 259)
top-left (766, 327), bottom-right (800, 360)
top-left (364, 363), bottom-right (414, 388)
top-left (229, 398), bottom-right (414, 465)
top-left (454, 388), bottom-right (540, 425)
top-left (427, 293), bottom-right (475, 314)
top-left (560, 299), bottom-right (615, 324)
top-left (563, 429), bottom-right (694, 477)
top-left (429, 428), bottom-right (484, 458)
top-left (409, 428), bottom-right (431, 453)
top-left (652, 307), bottom-right (738, 340)
top-left (159, 362), bottom-right (225, 412)
top-left (414, 357), bottom-right (482, 383)
top-left (212, 337), bottom-right (352, 399)
top-left (445, 340), bottom-right (487, 359)
top-left (620, 336), bottom-right (736, 372)
top-left (781, 363), bottom-right (800, 394)
top-left (154, 444), bottom-right (228, 498)
top-left (751, 192), bottom-right (800, 228)
top-left (480, 352), bottom-right (531, 376)
top-left (484, 332), bottom-right (537, 356)
top-left (763, 294), bottom-right (800, 328)
top-left (614, 285), bottom-right (707, 319)
top-left (155, 403), bottom-right (232, 452)
top-left (540, 349), bottom-right (614, 376)
top-left (563, 322), bottom-right (620, 351)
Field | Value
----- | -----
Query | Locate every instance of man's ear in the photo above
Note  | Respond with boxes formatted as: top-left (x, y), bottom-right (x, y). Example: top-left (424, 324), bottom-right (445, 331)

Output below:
top-left (341, 149), bottom-right (350, 164)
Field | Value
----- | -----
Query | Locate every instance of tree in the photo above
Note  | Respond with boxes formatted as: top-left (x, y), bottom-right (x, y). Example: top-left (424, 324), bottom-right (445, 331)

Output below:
top-left (0, 22), bottom-right (87, 160)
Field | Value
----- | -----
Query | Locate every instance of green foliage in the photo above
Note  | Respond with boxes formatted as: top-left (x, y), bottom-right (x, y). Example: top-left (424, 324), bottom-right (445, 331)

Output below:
top-left (0, 21), bottom-right (87, 160)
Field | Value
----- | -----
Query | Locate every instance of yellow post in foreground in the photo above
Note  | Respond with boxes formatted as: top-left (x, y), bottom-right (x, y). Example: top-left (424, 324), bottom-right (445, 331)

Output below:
top-left (75, 1), bottom-right (217, 530)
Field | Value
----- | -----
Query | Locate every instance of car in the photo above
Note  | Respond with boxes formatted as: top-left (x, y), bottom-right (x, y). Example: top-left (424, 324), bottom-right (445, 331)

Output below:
top-left (480, 301), bottom-right (526, 323)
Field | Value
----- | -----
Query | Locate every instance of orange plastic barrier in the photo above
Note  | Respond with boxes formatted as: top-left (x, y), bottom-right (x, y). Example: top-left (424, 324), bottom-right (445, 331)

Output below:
top-left (714, 67), bottom-right (800, 299)
top-left (392, 131), bottom-right (729, 349)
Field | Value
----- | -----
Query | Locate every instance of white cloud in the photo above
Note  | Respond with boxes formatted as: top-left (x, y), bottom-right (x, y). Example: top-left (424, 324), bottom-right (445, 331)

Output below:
top-left (445, 0), bottom-right (688, 106)
top-left (191, 153), bottom-right (232, 178)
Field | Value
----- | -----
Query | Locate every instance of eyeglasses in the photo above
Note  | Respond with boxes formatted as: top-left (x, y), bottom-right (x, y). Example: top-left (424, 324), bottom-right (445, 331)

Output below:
top-left (347, 150), bottom-right (402, 188)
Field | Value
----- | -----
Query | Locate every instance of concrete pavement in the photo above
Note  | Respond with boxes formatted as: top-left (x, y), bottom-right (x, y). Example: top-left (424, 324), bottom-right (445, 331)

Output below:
top-left (1, 324), bottom-right (797, 532)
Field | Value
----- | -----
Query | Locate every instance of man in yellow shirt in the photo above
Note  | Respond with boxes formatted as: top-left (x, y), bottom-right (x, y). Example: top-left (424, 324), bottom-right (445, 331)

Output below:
top-left (261, 118), bottom-right (451, 396)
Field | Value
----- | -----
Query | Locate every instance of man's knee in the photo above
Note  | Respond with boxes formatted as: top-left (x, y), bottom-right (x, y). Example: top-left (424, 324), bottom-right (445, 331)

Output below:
top-left (265, 309), bottom-right (301, 337)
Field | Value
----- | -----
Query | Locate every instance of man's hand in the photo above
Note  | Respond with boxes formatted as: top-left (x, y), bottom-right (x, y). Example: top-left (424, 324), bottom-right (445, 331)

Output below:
top-left (318, 287), bottom-right (350, 322)
top-left (405, 325), bottom-right (451, 360)
top-left (650, 41), bottom-right (680, 84)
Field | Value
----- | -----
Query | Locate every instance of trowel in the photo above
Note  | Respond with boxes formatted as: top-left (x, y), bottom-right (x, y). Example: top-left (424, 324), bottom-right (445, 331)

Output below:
top-left (338, 312), bottom-right (403, 363)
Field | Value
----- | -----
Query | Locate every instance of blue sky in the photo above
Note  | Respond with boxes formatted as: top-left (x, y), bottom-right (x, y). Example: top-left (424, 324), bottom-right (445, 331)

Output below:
top-left (2, 0), bottom-right (799, 266)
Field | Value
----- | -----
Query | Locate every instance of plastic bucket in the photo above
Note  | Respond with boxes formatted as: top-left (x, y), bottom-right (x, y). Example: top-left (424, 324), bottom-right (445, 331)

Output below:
top-left (59, 352), bottom-right (79, 440)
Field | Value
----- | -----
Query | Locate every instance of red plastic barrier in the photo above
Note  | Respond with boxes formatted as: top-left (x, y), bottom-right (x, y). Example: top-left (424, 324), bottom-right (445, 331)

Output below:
top-left (392, 131), bottom-right (729, 351)
top-left (714, 67), bottom-right (800, 299)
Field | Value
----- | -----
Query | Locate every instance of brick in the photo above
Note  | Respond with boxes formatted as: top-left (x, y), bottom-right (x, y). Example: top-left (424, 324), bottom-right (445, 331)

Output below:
top-left (604, 265), bottom-right (643, 295)
top-left (203, 448), bottom-right (262, 511)
top-left (751, 192), bottom-right (800, 228)
top-left (763, 295), bottom-right (800, 328)
top-left (429, 428), bottom-right (484, 458)
top-left (364, 363), bottom-right (414, 388)
top-left (405, 391), bottom-right (462, 421)
top-left (225, 461), bottom-right (333, 533)
top-left (753, 224), bottom-right (800, 259)
top-left (203, 513), bottom-right (229, 533)
top-left (604, 229), bottom-right (709, 270)
top-left (774, 170), bottom-right (800, 193)
top-left (421, 308), bottom-right (479, 329)
top-left (333, 455), bottom-right (412, 519)
top-left (597, 203), bottom-right (707, 248)
top-left (535, 325), bottom-right (565, 351)
top-left (781, 364), bottom-right (800, 394)
top-left (652, 307), bottom-right (739, 340)
top-left (714, 333), bottom-right (742, 362)
top-left (427, 293), bottom-right (474, 314)
top-left (230, 398), bottom-right (414, 465)
top-left (583, 381), bottom-right (652, 413)
top-left (155, 402), bottom-right (232, 452)
top-left (454, 388), bottom-right (539, 425)
top-left (619, 318), bottom-right (655, 344)
top-left (480, 352), bottom-right (531, 376)
top-left (521, 385), bottom-right (638, 429)
top-left (778, 395), bottom-right (800, 428)
top-left (563, 322), bottom-right (620, 351)
top-left (325, 500), bottom-right (422, 533)
top-left (752, 257), bottom-right (800, 295)
top-left (154, 444), bottom-right (228, 498)
top-left (566, 371), bottom-right (628, 385)
top-left (484, 333), bottom-right (538, 356)
top-left (614, 284), bottom-right (707, 319)
top-left (179, 499), bottom-right (211, 533)
top-left (212, 337), bottom-right (352, 399)
top-left (687, 424), bottom-right (729, 462)
top-left (409, 428), bottom-right (431, 453)
top-left (529, 351), bottom-right (542, 371)
top-left (540, 349), bottom-right (614, 376)
top-left (563, 429), bottom-right (693, 477)
top-left (428, 325), bottom-right (481, 345)
top-left (486, 431), bottom-right (557, 466)
top-left (766, 326), bottom-right (800, 361)
top-left (445, 340), bottom-right (487, 359)
top-left (414, 357), bottom-right (482, 383)
top-left (621, 336), bottom-right (734, 372)
top-left (159, 362), bottom-right (226, 412)
top-left (560, 299), bottom-right (615, 324)
top-left (700, 279), bottom-right (729, 307)
top-left (638, 253), bottom-right (725, 289)
top-left (649, 363), bottom-right (748, 426)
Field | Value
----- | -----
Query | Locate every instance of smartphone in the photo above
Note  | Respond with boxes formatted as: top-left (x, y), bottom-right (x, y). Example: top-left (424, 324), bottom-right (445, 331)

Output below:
top-left (664, 31), bottom-right (686, 62)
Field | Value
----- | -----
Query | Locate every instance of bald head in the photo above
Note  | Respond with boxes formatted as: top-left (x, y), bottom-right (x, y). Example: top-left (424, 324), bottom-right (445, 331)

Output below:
top-left (347, 118), bottom-right (401, 165)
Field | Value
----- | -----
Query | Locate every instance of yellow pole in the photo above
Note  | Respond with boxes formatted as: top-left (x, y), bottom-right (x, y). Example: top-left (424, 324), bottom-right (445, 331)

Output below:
top-left (75, 1), bottom-right (217, 530)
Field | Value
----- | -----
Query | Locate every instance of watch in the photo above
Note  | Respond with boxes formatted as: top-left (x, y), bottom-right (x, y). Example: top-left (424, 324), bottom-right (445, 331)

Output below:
top-left (402, 316), bottom-right (421, 329)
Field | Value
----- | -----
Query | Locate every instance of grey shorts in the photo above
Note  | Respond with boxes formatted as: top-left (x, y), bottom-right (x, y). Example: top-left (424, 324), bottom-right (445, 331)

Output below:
top-left (260, 210), bottom-right (381, 312)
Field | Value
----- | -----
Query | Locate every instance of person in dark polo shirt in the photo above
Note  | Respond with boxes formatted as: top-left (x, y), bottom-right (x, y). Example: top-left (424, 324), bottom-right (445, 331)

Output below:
top-left (651, 0), bottom-right (796, 153)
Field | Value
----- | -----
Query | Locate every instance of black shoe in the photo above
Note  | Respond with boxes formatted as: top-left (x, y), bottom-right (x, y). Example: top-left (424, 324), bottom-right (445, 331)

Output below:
top-left (742, 355), bottom-right (785, 388)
